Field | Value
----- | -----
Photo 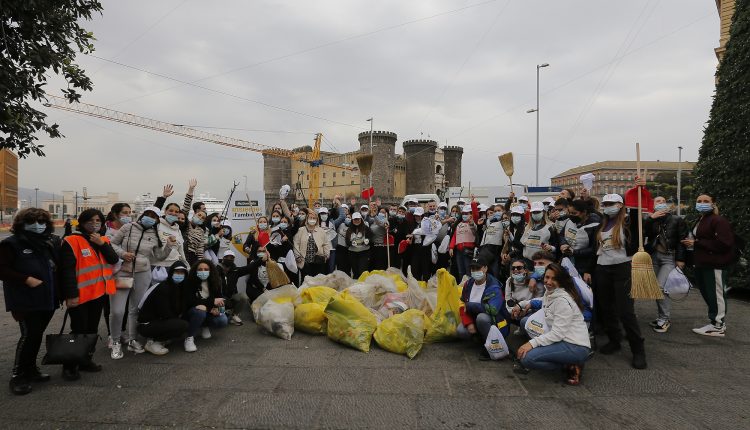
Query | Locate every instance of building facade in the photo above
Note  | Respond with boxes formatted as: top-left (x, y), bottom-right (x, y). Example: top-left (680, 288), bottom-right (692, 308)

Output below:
top-left (715, 0), bottom-right (736, 63)
top-left (0, 149), bottom-right (19, 218)
top-left (551, 160), bottom-right (695, 198)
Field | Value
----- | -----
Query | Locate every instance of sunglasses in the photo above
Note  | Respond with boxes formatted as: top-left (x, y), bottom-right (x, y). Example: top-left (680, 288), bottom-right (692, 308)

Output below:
top-left (511, 266), bottom-right (525, 271)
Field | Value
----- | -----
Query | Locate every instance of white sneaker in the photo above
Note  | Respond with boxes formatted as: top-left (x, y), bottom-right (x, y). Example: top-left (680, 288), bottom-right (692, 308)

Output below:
top-left (127, 339), bottom-right (145, 353)
top-left (230, 314), bottom-right (243, 325)
top-left (692, 323), bottom-right (726, 337)
top-left (201, 327), bottom-right (212, 339)
top-left (184, 336), bottom-right (197, 352)
top-left (144, 339), bottom-right (169, 356)
top-left (110, 341), bottom-right (124, 360)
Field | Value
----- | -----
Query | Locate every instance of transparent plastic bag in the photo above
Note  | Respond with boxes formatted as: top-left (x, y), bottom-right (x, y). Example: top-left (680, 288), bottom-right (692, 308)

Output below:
top-left (664, 267), bottom-right (691, 297)
top-left (251, 284), bottom-right (298, 321)
top-left (424, 269), bottom-right (461, 343)
top-left (258, 300), bottom-right (295, 340)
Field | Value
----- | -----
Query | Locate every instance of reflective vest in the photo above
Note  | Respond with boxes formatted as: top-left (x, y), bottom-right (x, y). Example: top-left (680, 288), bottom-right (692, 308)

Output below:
top-left (64, 235), bottom-right (115, 304)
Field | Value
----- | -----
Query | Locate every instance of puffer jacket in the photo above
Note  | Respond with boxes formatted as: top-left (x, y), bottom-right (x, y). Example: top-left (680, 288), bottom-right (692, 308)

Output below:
top-left (643, 213), bottom-right (688, 262)
top-left (153, 218), bottom-right (189, 268)
top-left (110, 222), bottom-right (173, 273)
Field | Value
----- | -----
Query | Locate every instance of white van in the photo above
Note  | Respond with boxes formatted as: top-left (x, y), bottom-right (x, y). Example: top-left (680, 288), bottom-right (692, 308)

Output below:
top-left (400, 193), bottom-right (441, 207)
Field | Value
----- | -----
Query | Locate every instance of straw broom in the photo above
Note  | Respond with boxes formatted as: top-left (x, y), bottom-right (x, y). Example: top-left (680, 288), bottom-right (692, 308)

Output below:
top-left (630, 142), bottom-right (663, 300)
top-left (266, 258), bottom-right (291, 289)
top-left (498, 153), bottom-right (514, 195)
top-left (356, 154), bottom-right (374, 203)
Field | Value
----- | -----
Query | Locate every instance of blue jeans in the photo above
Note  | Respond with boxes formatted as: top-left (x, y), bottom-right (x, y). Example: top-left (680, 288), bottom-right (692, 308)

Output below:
top-left (185, 307), bottom-right (229, 337)
top-left (455, 250), bottom-right (473, 281)
top-left (521, 341), bottom-right (590, 371)
top-left (327, 249), bottom-right (337, 274)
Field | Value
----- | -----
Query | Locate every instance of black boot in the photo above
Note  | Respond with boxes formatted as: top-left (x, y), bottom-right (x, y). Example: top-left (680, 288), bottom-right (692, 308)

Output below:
top-left (62, 365), bottom-right (80, 381)
top-left (28, 366), bottom-right (51, 382)
top-left (9, 375), bottom-right (32, 395)
top-left (630, 340), bottom-right (647, 369)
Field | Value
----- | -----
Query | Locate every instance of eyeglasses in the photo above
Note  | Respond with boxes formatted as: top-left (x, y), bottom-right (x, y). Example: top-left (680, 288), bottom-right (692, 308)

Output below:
top-left (511, 266), bottom-right (525, 271)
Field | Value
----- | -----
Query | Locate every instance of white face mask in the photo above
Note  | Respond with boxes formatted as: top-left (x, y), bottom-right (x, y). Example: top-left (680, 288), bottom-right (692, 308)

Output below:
top-left (307, 218), bottom-right (317, 226)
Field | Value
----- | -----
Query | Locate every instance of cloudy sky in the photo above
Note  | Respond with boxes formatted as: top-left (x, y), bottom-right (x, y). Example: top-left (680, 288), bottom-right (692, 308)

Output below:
top-left (23, 0), bottom-right (720, 201)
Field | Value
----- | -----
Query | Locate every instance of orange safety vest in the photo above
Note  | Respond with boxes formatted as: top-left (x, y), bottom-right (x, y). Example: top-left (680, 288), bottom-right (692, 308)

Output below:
top-left (64, 235), bottom-right (116, 304)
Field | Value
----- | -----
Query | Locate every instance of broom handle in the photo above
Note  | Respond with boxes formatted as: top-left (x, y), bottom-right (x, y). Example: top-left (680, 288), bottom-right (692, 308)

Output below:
top-left (636, 142), bottom-right (644, 250)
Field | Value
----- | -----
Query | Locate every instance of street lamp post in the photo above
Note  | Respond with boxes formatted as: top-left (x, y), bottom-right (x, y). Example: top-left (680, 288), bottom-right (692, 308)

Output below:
top-left (677, 146), bottom-right (683, 216)
top-left (34, 187), bottom-right (39, 208)
top-left (527, 63), bottom-right (549, 187)
top-left (366, 117), bottom-right (374, 191)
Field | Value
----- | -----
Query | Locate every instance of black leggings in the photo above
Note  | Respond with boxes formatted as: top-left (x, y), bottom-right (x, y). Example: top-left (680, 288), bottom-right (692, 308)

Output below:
top-left (336, 245), bottom-right (350, 276)
top-left (137, 319), bottom-right (188, 342)
top-left (595, 262), bottom-right (644, 352)
top-left (12, 310), bottom-right (55, 376)
top-left (349, 250), bottom-right (370, 279)
top-left (65, 295), bottom-right (106, 370)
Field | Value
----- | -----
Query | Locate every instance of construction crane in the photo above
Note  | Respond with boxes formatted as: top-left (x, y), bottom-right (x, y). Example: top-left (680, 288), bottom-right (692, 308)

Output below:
top-left (44, 95), bottom-right (353, 207)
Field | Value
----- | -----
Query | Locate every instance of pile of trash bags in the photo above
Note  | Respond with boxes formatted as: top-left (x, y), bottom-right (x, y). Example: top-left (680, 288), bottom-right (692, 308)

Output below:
top-left (250, 268), bottom-right (463, 359)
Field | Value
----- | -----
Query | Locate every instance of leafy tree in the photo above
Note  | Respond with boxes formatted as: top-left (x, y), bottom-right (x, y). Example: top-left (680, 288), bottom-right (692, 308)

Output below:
top-left (646, 171), bottom-right (694, 204)
top-left (0, 0), bottom-right (102, 157)
top-left (693, 1), bottom-right (750, 287)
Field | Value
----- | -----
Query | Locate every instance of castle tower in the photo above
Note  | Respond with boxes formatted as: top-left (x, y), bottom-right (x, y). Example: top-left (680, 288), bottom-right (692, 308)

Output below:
top-left (262, 153), bottom-right (291, 209)
top-left (402, 139), bottom-right (438, 195)
top-left (357, 131), bottom-right (397, 199)
top-left (442, 145), bottom-right (464, 188)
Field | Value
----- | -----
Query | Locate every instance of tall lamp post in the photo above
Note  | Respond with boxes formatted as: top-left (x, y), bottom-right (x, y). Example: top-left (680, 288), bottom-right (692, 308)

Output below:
top-left (366, 117), bottom-right (374, 192)
top-left (34, 187), bottom-right (39, 208)
top-left (527, 63), bottom-right (549, 187)
top-left (677, 146), bottom-right (683, 216)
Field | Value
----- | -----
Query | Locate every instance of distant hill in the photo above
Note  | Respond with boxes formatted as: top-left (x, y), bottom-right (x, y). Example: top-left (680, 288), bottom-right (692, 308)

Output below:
top-left (18, 187), bottom-right (57, 204)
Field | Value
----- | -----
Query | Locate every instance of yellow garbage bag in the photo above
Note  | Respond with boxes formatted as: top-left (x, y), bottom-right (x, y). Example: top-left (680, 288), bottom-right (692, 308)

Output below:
top-left (374, 309), bottom-right (428, 359)
top-left (424, 269), bottom-right (461, 343)
top-left (299, 286), bottom-right (338, 304)
top-left (294, 303), bottom-right (327, 335)
top-left (358, 270), bottom-right (408, 292)
top-left (325, 291), bottom-right (378, 352)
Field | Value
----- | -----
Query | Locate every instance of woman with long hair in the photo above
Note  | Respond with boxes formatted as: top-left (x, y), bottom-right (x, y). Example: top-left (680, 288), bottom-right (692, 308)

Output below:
top-left (682, 193), bottom-right (735, 337)
top-left (346, 212), bottom-right (373, 278)
top-left (181, 259), bottom-right (228, 352)
top-left (0, 208), bottom-right (61, 394)
top-left (517, 263), bottom-right (590, 386)
top-left (594, 192), bottom-right (645, 369)
top-left (520, 201), bottom-right (558, 261)
top-left (293, 208), bottom-right (331, 280)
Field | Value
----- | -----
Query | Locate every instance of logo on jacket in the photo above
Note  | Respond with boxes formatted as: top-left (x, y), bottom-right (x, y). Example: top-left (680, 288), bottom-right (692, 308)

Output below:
top-left (81, 248), bottom-right (92, 257)
top-left (22, 249), bottom-right (33, 254)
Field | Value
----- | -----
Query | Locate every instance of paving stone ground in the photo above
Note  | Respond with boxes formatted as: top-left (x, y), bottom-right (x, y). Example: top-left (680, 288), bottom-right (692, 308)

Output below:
top-left (0, 282), bottom-right (748, 429)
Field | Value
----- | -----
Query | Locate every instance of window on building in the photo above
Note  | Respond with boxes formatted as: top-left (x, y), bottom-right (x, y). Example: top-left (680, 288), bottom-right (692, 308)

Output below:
top-left (333, 181), bottom-right (336, 186)
top-left (322, 182), bottom-right (326, 187)
top-left (323, 173), bottom-right (326, 178)
top-left (436, 165), bottom-right (442, 174)
top-left (306, 175), bottom-right (309, 181)
top-left (48, 204), bottom-right (54, 212)
top-left (333, 172), bottom-right (336, 178)
top-left (342, 171), bottom-right (346, 177)
top-left (351, 181), bottom-right (355, 185)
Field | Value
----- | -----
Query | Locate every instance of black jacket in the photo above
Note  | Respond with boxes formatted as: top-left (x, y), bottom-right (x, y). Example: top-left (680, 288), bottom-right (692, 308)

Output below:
top-left (59, 232), bottom-right (119, 300)
top-left (0, 231), bottom-right (61, 312)
top-left (217, 259), bottom-right (260, 298)
top-left (643, 213), bottom-right (688, 262)
top-left (138, 261), bottom-right (184, 323)
top-left (181, 271), bottom-right (222, 313)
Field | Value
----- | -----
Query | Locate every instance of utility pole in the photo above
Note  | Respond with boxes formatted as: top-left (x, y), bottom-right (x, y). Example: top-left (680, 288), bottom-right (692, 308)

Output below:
top-left (677, 146), bottom-right (683, 216)
top-left (366, 117), bottom-right (374, 192)
top-left (527, 63), bottom-right (549, 187)
top-left (34, 187), bottom-right (39, 208)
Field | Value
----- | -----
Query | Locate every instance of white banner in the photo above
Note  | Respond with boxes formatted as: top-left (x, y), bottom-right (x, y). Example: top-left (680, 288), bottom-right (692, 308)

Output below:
top-left (226, 190), bottom-right (265, 267)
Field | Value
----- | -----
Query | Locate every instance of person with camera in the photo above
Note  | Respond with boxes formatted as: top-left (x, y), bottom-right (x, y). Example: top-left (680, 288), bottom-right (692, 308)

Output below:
top-left (456, 256), bottom-right (508, 360)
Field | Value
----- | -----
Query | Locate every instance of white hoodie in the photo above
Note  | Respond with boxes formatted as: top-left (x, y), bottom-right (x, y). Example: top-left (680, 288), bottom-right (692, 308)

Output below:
top-left (528, 287), bottom-right (590, 349)
top-left (152, 218), bottom-right (188, 268)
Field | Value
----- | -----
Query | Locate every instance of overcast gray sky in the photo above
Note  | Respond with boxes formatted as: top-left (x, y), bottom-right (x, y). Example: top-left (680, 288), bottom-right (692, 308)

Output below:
top-left (24, 0), bottom-right (720, 201)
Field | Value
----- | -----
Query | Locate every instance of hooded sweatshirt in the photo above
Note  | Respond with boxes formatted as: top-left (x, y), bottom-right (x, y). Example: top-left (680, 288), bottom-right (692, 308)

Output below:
top-left (153, 217), bottom-right (189, 268)
top-left (528, 287), bottom-right (590, 349)
top-left (137, 261), bottom-right (187, 323)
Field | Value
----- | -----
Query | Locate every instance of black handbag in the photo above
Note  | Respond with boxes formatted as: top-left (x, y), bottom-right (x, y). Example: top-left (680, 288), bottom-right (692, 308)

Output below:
top-left (41, 309), bottom-right (98, 366)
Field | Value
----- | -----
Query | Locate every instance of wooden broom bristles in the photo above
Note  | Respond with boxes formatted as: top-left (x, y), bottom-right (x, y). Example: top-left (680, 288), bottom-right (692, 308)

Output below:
top-left (356, 154), bottom-right (374, 177)
top-left (266, 259), bottom-right (290, 289)
top-left (630, 252), bottom-right (664, 300)
top-left (498, 153), bottom-right (514, 177)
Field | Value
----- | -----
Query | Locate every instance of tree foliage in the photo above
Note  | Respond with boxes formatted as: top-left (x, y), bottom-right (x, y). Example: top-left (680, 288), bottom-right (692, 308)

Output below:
top-left (0, 0), bottom-right (102, 157)
top-left (693, 1), bottom-right (750, 286)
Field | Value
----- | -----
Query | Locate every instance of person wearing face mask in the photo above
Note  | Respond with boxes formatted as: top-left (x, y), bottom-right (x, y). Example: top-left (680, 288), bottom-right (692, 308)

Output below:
top-left (186, 211), bottom-right (208, 266)
top-left (502, 259), bottom-right (541, 329)
top-left (642, 196), bottom-right (688, 334)
top-left (389, 206), bottom-right (410, 273)
top-left (501, 205), bottom-right (526, 266)
top-left (58, 209), bottom-right (120, 381)
top-left (109, 207), bottom-right (177, 361)
top-left (433, 202), bottom-right (456, 271)
top-left (559, 200), bottom-right (601, 286)
top-left (294, 208), bottom-right (308, 229)
top-left (216, 250), bottom-right (259, 325)
top-left (203, 213), bottom-right (225, 264)
top-left (594, 193), bottom-right (645, 369)
top-left (181, 260), bottom-right (228, 352)
top-left (267, 215), bottom-right (297, 283)
top-left (449, 206), bottom-right (478, 281)
top-left (456, 257), bottom-right (508, 360)
top-left (369, 207), bottom-right (394, 270)
top-left (0, 208), bottom-right (62, 394)
top-left (405, 198), bottom-right (420, 223)
top-left (520, 202), bottom-right (559, 261)
top-left (505, 195), bottom-right (531, 223)
top-left (335, 209), bottom-right (353, 276)
top-left (359, 204), bottom-right (374, 225)
top-left (150, 203), bottom-right (190, 287)
top-left (217, 220), bottom-right (234, 259)
top-left (542, 197), bottom-right (555, 213)
top-left (319, 196), bottom-right (347, 274)
top-left (550, 198), bottom-right (569, 233)
top-left (136, 261), bottom-right (190, 356)
top-left (293, 209), bottom-right (331, 280)
top-left (346, 212), bottom-right (374, 278)
top-left (516, 263), bottom-right (591, 386)
top-left (153, 180), bottom-right (197, 224)
top-left (102, 202), bottom-right (132, 348)
top-left (682, 193), bottom-right (735, 338)
top-left (243, 216), bottom-right (270, 260)
top-left (476, 205), bottom-right (504, 280)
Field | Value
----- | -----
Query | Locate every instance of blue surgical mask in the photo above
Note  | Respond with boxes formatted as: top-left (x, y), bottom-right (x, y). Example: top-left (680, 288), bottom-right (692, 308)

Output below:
top-left (165, 214), bottom-right (178, 224)
top-left (377, 214), bottom-right (386, 222)
top-left (119, 216), bottom-right (132, 225)
top-left (258, 223), bottom-right (268, 230)
top-left (654, 203), bottom-right (669, 212)
top-left (491, 213), bottom-right (501, 222)
top-left (470, 271), bottom-right (484, 281)
top-left (519, 203), bottom-right (528, 211)
top-left (438, 209), bottom-right (446, 217)
top-left (140, 217), bottom-right (157, 228)
top-left (531, 213), bottom-right (544, 222)
top-left (462, 214), bottom-right (470, 222)
top-left (24, 222), bottom-right (47, 234)
top-left (512, 273), bottom-right (526, 282)
top-left (192, 217), bottom-right (203, 226)
top-left (271, 217), bottom-right (281, 224)
top-left (408, 207), bottom-right (416, 213)
top-left (603, 206), bottom-right (621, 216)
top-left (344, 218), bottom-right (351, 226)
top-left (197, 270), bottom-right (210, 281)
top-left (172, 274), bottom-right (185, 284)
top-left (511, 216), bottom-right (522, 225)
top-left (257, 252), bottom-right (266, 259)
top-left (501, 220), bottom-right (510, 228)
top-left (696, 203), bottom-right (713, 213)
top-left (458, 204), bottom-right (465, 211)
top-left (389, 210), bottom-right (397, 217)
top-left (534, 266), bottom-right (546, 277)
top-left (278, 222), bottom-right (289, 230)
top-left (320, 214), bottom-right (328, 222)
top-left (397, 214), bottom-right (405, 220)
top-left (298, 215), bottom-right (306, 221)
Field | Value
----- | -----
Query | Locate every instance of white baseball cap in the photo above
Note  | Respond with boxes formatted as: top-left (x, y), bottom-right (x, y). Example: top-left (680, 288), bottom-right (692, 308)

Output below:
top-left (360, 205), bottom-right (370, 210)
top-left (318, 207), bottom-right (329, 214)
top-left (461, 206), bottom-right (472, 213)
top-left (143, 206), bottom-right (162, 218)
top-left (407, 198), bottom-right (419, 204)
top-left (352, 212), bottom-right (363, 220)
top-left (340, 204), bottom-right (349, 210)
top-left (530, 202), bottom-right (545, 212)
top-left (478, 204), bottom-right (489, 212)
top-left (413, 207), bottom-right (425, 216)
top-left (456, 199), bottom-right (466, 204)
top-left (510, 206), bottom-right (525, 215)
top-left (602, 194), bottom-right (624, 204)
top-left (438, 202), bottom-right (448, 208)
top-left (518, 196), bottom-right (529, 202)
top-left (222, 249), bottom-right (236, 258)
top-left (543, 197), bottom-right (555, 205)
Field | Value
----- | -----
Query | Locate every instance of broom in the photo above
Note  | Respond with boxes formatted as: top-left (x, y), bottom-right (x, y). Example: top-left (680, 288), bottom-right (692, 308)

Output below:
top-left (498, 152), bottom-right (514, 196)
top-left (356, 153), bottom-right (374, 203)
top-left (630, 142), bottom-right (664, 300)
top-left (266, 258), bottom-right (291, 289)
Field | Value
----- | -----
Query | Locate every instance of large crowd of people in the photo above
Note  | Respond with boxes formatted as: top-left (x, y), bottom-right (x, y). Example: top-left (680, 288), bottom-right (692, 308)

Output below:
top-left (0, 178), bottom-right (738, 394)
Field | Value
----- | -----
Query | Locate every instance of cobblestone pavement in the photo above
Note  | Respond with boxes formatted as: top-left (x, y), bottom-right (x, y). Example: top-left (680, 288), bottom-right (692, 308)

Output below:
top-left (0, 285), bottom-right (747, 429)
